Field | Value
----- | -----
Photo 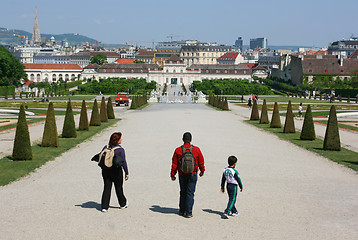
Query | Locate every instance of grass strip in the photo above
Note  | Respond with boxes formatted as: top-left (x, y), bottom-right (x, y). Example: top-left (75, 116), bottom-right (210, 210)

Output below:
top-left (0, 118), bottom-right (120, 186)
top-left (245, 120), bottom-right (358, 172)
top-left (0, 118), bottom-right (45, 132)
top-left (315, 120), bottom-right (358, 132)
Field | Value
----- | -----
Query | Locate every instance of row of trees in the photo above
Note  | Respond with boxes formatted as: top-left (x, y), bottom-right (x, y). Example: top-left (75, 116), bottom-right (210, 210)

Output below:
top-left (12, 96), bottom-right (116, 160)
top-left (208, 95), bottom-right (229, 110)
top-left (250, 100), bottom-right (341, 151)
top-left (0, 46), bottom-right (26, 86)
top-left (130, 95), bottom-right (147, 109)
top-left (78, 78), bottom-right (156, 95)
top-left (191, 79), bottom-right (272, 95)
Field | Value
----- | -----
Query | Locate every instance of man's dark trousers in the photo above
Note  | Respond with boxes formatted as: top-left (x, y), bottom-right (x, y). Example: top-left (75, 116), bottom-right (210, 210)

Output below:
top-left (179, 174), bottom-right (197, 216)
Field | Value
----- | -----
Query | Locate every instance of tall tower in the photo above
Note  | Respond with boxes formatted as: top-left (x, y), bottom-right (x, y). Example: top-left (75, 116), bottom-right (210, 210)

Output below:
top-left (31, 7), bottom-right (41, 46)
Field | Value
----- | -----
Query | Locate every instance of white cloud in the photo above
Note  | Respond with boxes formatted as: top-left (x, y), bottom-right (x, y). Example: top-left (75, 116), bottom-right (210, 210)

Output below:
top-left (19, 14), bottom-right (32, 19)
top-left (94, 19), bottom-right (102, 25)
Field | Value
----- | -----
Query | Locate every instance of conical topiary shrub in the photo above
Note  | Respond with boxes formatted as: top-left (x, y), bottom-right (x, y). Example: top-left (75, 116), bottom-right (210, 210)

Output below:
top-left (79, 100), bottom-right (89, 131)
top-left (259, 99), bottom-right (269, 124)
top-left (100, 96), bottom-right (108, 122)
top-left (250, 100), bottom-right (260, 120)
top-left (130, 96), bottom-right (137, 109)
top-left (62, 100), bottom-right (77, 138)
top-left (12, 105), bottom-right (32, 160)
top-left (41, 102), bottom-right (59, 147)
top-left (107, 97), bottom-right (115, 119)
top-left (90, 99), bottom-right (101, 126)
top-left (283, 100), bottom-right (295, 133)
top-left (12, 92), bottom-right (16, 99)
top-left (347, 95), bottom-right (350, 103)
top-left (270, 102), bottom-right (281, 128)
top-left (223, 97), bottom-right (229, 110)
top-left (300, 104), bottom-right (315, 140)
top-left (323, 105), bottom-right (341, 151)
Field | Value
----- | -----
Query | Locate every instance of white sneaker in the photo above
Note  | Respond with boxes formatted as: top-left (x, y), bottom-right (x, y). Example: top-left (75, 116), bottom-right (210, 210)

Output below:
top-left (223, 213), bottom-right (229, 219)
top-left (231, 212), bottom-right (240, 217)
top-left (119, 201), bottom-right (128, 209)
top-left (101, 209), bottom-right (108, 213)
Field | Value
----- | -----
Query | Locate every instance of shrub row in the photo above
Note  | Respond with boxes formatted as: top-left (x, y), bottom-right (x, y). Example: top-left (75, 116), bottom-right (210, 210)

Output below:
top-left (208, 95), bottom-right (229, 110)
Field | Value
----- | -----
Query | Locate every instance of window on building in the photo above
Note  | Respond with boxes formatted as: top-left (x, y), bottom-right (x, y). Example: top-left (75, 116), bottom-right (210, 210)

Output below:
top-left (65, 74), bottom-right (69, 81)
top-left (52, 75), bottom-right (57, 81)
top-left (37, 74), bottom-right (40, 81)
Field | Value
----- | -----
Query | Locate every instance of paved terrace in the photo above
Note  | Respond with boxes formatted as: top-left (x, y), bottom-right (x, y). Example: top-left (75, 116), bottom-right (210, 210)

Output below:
top-left (0, 103), bottom-right (357, 240)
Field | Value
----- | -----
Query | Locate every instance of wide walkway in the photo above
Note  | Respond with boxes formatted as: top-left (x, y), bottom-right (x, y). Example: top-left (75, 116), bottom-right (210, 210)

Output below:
top-left (0, 103), bottom-right (357, 240)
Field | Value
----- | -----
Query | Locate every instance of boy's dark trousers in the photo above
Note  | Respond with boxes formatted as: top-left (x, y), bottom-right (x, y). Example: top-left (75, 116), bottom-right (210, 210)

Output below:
top-left (224, 183), bottom-right (238, 214)
top-left (101, 167), bottom-right (126, 210)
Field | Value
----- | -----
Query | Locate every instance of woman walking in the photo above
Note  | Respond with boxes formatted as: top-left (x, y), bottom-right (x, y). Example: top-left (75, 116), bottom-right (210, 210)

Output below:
top-left (100, 132), bottom-right (129, 212)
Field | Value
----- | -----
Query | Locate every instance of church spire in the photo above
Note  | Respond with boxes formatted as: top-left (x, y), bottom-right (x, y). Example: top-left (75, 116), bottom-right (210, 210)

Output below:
top-left (31, 7), bottom-right (41, 46)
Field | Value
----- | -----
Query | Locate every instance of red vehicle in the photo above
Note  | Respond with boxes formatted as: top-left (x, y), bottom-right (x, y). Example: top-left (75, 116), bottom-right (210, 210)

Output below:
top-left (114, 92), bottom-right (129, 106)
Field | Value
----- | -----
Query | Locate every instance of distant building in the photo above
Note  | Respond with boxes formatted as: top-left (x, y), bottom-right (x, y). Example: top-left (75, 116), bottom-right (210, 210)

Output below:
top-left (180, 43), bottom-right (234, 66)
top-left (217, 52), bottom-right (244, 65)
top-left (23, 63), bottom-right (82, 82)
top-left (135, 50), bottom-right (156, 64)
top-left (154, 42), bottom-right (181, 67)
top-left (115, 58), bottom-right (135, 64)
top-left (250, 38), bottom-right (267, 50)
top-left (69, 51), bottom-right (120, 67)
top-left (31, 7), bottom-right (41, 46)
top-left (258, 52), bottom-right (281, 70)
top-left (328, 37), bottom-right (358, 56)
top-left (234, 37), bottom-right (243, 51)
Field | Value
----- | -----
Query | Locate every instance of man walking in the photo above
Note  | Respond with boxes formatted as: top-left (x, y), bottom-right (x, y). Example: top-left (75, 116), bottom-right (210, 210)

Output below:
top-left (171, 132), bottom-right (205, 218)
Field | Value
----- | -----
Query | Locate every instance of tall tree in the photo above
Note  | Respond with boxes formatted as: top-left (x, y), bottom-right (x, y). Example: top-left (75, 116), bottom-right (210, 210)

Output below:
top-left (0, 46), bottom-right (26, 86)
top-left (12, 105), bottom-right (32, 160)
top-left (90, 53), bottom-right (107, 65)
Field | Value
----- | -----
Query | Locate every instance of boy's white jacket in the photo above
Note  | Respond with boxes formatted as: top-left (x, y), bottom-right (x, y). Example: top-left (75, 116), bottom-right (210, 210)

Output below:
top-left (223, 167), bottom-right (240, 185)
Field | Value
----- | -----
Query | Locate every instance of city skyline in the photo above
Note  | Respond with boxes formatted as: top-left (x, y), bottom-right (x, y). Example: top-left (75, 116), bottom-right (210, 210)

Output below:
top-left (1, 0), bottom-right (357, 48)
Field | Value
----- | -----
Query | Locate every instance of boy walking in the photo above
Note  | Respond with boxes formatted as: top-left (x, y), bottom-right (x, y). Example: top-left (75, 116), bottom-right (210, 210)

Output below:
top-left (221, 156), bottom-right (243, 219)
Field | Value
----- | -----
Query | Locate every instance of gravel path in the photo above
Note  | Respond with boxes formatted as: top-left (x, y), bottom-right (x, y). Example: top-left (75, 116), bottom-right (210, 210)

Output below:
top-left (0, 103), bottom-right (357, 240)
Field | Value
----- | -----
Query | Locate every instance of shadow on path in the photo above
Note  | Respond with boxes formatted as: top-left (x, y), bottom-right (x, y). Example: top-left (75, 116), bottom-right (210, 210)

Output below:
top-left (75, 201), bottom-right (112, 211)
top-left (202, 208), bottom-right (226, 219)
top-left (149, 205), bottom-right (178, 215)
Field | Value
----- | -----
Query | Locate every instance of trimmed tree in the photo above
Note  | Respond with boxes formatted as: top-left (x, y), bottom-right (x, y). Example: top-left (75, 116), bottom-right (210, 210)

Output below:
top-left (62, 100), bottom-right (77, 138)
top-left (12, 105), bottom-right (32, 160)
top-left (107, 97), bottom-right (115, 119)
top-left (323, 105), bottom-right (341, 151)
top-left (130, 96), bottom-right (137, 109)
top-left (250, 100), bottom-right (260, 120)
top-left (259, 99), bottom-right (269, 124)
top-left (223, 97), bottom-right (229, 110)
top-left (300, 104), bottom-right (315, 140)
top-left (41, 102), bottom-right (59, 147)
top-left (283, 100), bottom-right (295, 133)
top-left (90, 99), bottom-right (101, 126)
top-left (79, 100), bottom-right (89, 131)
top-left (100, 96), bottom-right (108, 122)
top-left (270, 102), bottom-right (281, 128)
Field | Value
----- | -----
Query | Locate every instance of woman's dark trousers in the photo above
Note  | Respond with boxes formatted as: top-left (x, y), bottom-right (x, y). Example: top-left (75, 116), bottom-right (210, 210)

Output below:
top-left (101, 168), bottom-right (126, 210)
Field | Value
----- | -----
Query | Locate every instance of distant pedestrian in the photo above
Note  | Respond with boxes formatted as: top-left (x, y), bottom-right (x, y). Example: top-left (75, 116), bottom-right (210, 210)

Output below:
top-left (171, 132), bottom-right (205, 218)
top-left (297, 102), bottom-right (303, 120)
top-left (99, 132), bottom-right (129, 212)
top-left (241, 95), bottom-right (244, 103)
top-left (221, 156), bottom-right (243, 219)
top-left (248, 98), bottom-right (252, 109)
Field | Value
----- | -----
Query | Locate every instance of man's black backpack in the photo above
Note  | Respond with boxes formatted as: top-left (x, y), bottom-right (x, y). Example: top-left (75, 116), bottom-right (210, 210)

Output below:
top-left (179, 145), bottom-right (195, 174)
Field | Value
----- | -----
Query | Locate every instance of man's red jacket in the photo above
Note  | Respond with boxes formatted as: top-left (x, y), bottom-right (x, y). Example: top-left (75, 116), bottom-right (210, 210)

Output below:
top-left (171, 143), bottom-right (205, 177)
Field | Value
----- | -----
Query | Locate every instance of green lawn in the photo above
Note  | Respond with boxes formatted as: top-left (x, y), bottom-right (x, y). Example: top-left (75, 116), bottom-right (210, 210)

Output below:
top-left (0, 119), bottom-right (120, 186)
top-left (315, 120), bottom-right (358, 132)
top-left (0, 101), bottom-right (95, 109)
top-left (0, 118), bottom-right (45, 132)
top-left (280, 110), bottom-right (358, 118)
top-left (246, 120), bottom-right (358, 172)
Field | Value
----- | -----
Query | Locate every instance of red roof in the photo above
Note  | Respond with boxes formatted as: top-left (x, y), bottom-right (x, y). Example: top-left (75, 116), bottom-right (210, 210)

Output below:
top-left (23, 63), bottom-right (82, 70)
top-left (307, 50), bottom-right (328, 55)
top-left (240, 63), bottom-right (256, 69)
top-left (24, 80), bottom-right (33, 85)
top-left (217, 52), bottom-right (239, 61)
top-left (115, 59), bottom-right (135, 64)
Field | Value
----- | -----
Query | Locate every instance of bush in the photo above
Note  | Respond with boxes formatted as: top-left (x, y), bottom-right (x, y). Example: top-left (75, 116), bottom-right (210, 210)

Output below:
top-left (323, 105), bottom-right (341, 151)
top-left (107, 97), bottom-right (115, 119)
top-left (90, 99), bottom-right (101, 126)
top-left (12, 105), bottom-right (32, 160)
top-left (79, 100), bottom-right (89, 131)
top-left (41, 102), bottom-right (59, 147)
top-left (259, 99), bottom-right (269, 124)
top-left (300, 104), bottom-right (315, 140)
top-left (250, 100), bottom-right (260, 120)
top-left (283, 100), bottom-right (295, 133)
top-left (62, 100), bottom-right (77, 138)
top-left (270, 102), bottom-right (281, 128)
top-left (100, 96), bottom-right (108, 122)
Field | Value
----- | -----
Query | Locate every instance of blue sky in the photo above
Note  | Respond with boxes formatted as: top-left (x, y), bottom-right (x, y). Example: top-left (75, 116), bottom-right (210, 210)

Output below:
top-left (1, 0), bottom-right (357, 47)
